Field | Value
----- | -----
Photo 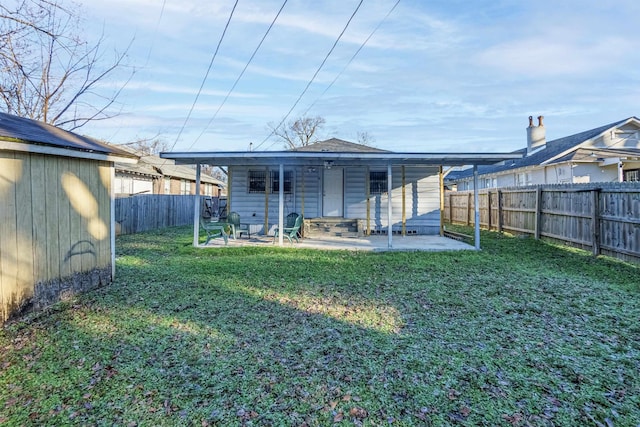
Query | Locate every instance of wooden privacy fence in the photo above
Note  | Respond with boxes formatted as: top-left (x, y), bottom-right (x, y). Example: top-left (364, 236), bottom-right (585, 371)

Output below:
top-left (444, 184), bottom-right (640, 264)
top-left (115, 195), bottom-right (219, 235)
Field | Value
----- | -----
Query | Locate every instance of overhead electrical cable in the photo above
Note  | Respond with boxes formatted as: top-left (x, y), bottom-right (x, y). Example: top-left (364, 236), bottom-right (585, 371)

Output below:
top-left (185, 0), bottom-right (289, 151)
top-left (252, 0), bottom-right (364, 151)
top-left (170, 0), bottom-right (240, 150)
top-left (143, 0), bottom-right (167, 67)
top-left (301, 0), bottom-right (401, 117)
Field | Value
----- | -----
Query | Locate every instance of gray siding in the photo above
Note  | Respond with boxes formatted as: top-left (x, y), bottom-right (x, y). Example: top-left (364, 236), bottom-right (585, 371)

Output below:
top-left (229, 166), bottom-right (322, 234)
top-left (229, 164), bottom-right (441, 235)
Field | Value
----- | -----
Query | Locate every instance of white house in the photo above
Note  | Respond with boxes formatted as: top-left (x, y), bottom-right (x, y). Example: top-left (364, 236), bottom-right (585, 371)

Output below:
top-left (449, 116), bottom-right (640, 190)
top-left (161, 138), bottom-right (521, 248)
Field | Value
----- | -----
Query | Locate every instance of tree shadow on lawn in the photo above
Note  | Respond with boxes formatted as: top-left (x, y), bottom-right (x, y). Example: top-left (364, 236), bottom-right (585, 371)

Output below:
top-left (3, 244), bottom-right (639, 426)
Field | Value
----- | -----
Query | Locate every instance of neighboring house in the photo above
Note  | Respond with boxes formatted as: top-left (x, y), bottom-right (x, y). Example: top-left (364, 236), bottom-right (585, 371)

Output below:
top-left (0, 112), bottom-right (137, 322)
top-left (448, 116), bottom-right (640, 190)
top-left (161, 138), bottom-right (521, 247)
top-left (113, 147), bottom-right (225, 197)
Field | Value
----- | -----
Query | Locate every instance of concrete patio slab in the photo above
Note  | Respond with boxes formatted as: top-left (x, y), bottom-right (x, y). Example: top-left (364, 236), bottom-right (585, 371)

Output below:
top-left (200, 234), bottom-right (475, 252)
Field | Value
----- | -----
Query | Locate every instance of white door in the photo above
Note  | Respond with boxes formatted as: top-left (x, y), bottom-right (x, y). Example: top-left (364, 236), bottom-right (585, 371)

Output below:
top-left (323, 168), bottom-right (343, 217)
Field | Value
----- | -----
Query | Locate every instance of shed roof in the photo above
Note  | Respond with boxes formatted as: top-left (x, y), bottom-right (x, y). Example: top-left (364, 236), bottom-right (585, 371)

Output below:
top-left (0, 112), bottom-right (137, 163)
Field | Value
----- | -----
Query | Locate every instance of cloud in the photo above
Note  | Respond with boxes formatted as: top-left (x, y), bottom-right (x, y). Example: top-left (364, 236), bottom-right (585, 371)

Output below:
top-left (475, 31), bottom-right (632, 77)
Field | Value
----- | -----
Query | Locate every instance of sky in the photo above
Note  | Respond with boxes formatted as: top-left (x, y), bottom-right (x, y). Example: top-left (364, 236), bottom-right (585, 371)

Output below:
top-left (74, 0), bottom-right (640, 154)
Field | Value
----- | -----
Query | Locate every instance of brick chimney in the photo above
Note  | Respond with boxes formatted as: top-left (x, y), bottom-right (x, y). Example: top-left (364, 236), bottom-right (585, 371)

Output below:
top-left (526, 115), bottom-right (546, 155)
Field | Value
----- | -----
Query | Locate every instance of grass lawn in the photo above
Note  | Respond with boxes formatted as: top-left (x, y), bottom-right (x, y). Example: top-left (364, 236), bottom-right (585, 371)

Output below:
top-left (1, 227), bottom-right (639, 426)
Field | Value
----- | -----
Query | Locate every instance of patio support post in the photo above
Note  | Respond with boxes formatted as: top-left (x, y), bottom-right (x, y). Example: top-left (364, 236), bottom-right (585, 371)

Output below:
top-left (264, 166), bottom-right (269, 235)
top-left (387, 163), bottom-right (393, 248)
top-left (366, 166), bottom-right (370, 235)
top-left (473, 164), bottom-right (480, 250)
top-left (402, 166), bottom-right (406, 236)
top-left (301, 167), bottom-right (305, 218)
top-left (278, 163), bottom-right (284, 246)
top-left (439, 166), bottom-right (444, 236)
top-left (193, 163), bottom-right (201, 247)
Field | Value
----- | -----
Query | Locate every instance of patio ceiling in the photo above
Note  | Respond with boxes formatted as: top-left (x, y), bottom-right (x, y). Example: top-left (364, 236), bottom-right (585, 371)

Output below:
top-left (160, 150), bottom-right (523, 167)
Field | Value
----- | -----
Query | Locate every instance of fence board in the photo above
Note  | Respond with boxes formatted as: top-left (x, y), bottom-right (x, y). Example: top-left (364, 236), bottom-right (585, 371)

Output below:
top-left (445, 183), bottom-right (640, 264)
top-left (115, 195), bottom-right (219, 235)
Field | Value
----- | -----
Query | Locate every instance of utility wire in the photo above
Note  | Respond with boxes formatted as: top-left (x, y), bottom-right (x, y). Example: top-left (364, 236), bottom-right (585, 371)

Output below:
top-left (170, 0), bottom-right (239, 150)
top-left (252, 0), bottom-right (364, 151)
top-left (301, 0), bottom-right (400, 117)
top-left (143, 0), bottom-right (167, 67)
top-left (186, 0), bottom-right (289, 151)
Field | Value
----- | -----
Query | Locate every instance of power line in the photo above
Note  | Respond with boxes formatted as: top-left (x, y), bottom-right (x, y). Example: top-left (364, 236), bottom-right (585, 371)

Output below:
top-left (170, 0), bottom-right (239, 151)
top-left (301, 0), bottom-right (401, 117)
top-left (253, 0), bottom-right (364, 151)
top-left (186, 0), bottom-right (289, 151)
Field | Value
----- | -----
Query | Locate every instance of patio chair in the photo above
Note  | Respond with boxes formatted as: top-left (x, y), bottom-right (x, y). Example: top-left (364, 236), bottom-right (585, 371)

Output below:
top-left (227, 211), bottom-right (250, 239)
top-left (273, 213), bottom-right (303, 244)
top-left (200, 218), bottom-right (229, 245)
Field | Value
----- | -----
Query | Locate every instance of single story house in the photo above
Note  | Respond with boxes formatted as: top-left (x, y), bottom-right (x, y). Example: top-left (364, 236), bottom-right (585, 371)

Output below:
top-left (0, 112), bottom-right (137, 323)
top-left (114, 147), bottom-right (225, 197)
top-left (448, 116), bottom-right (640, 190)
top-left (161, 138), bottom-right (521, 248)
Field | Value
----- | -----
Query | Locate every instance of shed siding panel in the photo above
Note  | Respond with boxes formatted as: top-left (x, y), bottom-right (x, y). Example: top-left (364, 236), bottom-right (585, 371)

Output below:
top-left (30, 154), bottom-right (48, 284)
top-left (0, 153), bottom-right (20, 321)
top-left (58, 158), bottom-right (72, 278)
top-left (1, 151), bottom-right (115, 322)
top-left (45, 157), bottom-right (60, 280)
top-left (67, 159), bottom-right (83, 273)
top-left (15, 154), bottom-right (34, 295)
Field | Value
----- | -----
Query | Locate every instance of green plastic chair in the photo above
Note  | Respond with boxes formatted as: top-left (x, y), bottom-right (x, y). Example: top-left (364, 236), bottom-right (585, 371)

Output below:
top-left (274, 213), bottom-right (303, 244)
top-left (200, 218), bottom-right (228, 245)
top-left (227, 211), bottom-right (250, 239)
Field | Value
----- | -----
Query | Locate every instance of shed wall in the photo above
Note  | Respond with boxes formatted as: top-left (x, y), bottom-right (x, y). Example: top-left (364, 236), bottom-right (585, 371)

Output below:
top-left (0, 151), bottom-right (112, 322)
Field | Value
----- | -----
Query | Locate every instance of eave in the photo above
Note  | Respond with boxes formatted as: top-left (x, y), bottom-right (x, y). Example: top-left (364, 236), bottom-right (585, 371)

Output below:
top-left (160, 151), bottom-right (523, 167)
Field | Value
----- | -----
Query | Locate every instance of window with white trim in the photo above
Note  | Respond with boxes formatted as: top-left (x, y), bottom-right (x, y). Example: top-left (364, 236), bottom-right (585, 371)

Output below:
top-left (624, 169), bottom-right (639, 182)
top-left (180, 179), bottom-right (189, 195)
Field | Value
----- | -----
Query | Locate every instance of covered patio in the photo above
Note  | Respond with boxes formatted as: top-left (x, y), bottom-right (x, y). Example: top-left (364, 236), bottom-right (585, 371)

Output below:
top-left (160, 149), bottom-right (522, 250)
top-left (198, 232), bottom-right (475, 252)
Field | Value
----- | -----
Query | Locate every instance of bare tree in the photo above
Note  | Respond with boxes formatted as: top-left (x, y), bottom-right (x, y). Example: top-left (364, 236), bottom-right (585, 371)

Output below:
top-left (0, 0), bottom-right (132, 130)
top-left (269, 115), bottom-right (326, 149)
top-left (357, 131), bottom-right (375, 146)
top-left (125, 137), bottom-right (170, 156)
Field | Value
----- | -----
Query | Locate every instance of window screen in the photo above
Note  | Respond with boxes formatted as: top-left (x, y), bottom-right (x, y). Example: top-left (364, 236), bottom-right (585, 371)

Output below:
top-left (369, 171), bottom-right (387, 194)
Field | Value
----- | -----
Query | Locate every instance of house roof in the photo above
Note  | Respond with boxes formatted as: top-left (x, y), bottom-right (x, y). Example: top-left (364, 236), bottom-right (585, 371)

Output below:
top-left (161, 137), bottom-right (522, 167)
top-left (293, 138), bottom-right (389, 153)
top-left (114, 144), bottom-right (225, 185)
top-left (0, 112), bottom-right (137, 163)
top-left (447, 117), bottom-right (639, 181)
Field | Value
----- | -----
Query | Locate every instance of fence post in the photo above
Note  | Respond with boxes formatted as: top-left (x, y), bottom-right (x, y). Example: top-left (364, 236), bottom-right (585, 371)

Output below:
top-left (497, 190), bottom-right (503, 233)
top-left (535, 187), bottom-right (542, 239)
top-left (591, 189), bottom-right (601, 256)
top-left (467, 192), bottom-right (472, 226)
top-left (487, 190), bottom-right (492, 231)
top-left (449, 192), bottom-right (453, 224)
